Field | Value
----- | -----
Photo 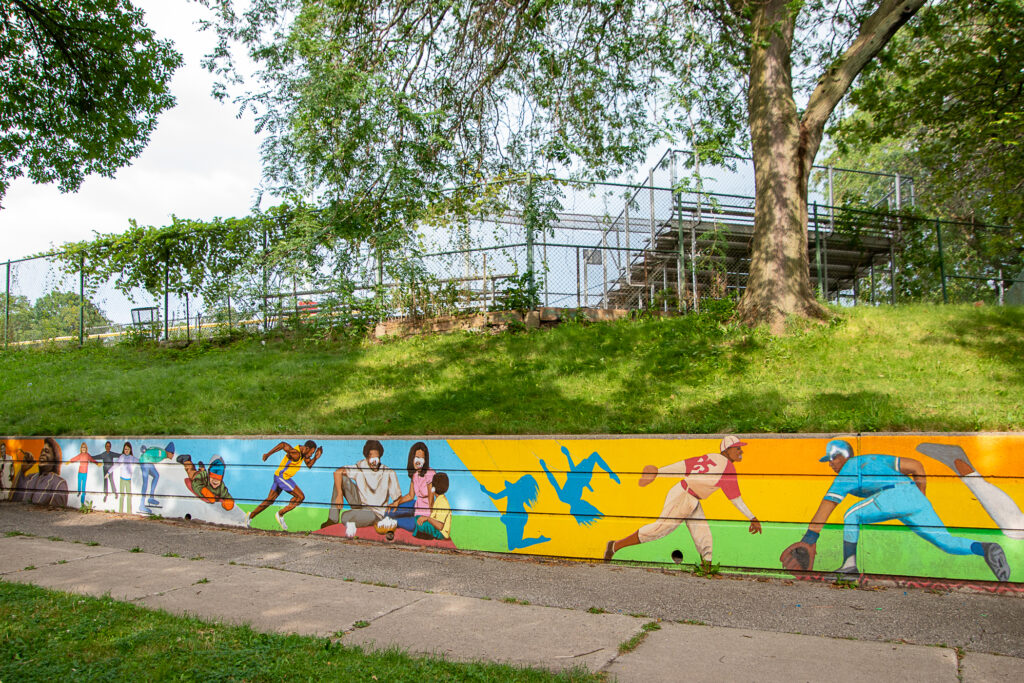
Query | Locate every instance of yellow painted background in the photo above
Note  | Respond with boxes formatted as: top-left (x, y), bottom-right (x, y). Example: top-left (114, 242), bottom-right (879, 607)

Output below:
top-left (450, 435), bottom-right (1024, 558)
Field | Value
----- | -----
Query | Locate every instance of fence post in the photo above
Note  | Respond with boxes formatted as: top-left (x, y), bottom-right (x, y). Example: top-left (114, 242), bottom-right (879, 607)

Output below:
top-left (164, 258), bottom-right (170, 341)
top-left (525, 174), bottom-right (536, 287)
top-left (575, 246), bottom-right (581, 308)
top-left (482, 252), bottom-right (488, 312)
top-left (262, 223), bottom-right (269, 332)
top-left (692, 153), bottom-right (701, 313)
top-left (936, 219), bottom-right (948, 304)
top-left (889, 236), bottom-right (897, 305)
top-left (813, 203), bottom-right (822, 298)
top-left (676, 183), bottom-right (686, 311)
top-left (5, 259), bottom-right (10, 347)
top-left (79, 252), bottom-right (85, 346)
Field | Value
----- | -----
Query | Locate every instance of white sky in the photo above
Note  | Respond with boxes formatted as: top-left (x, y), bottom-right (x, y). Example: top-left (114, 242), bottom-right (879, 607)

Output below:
top-left (0, 0), bottom-right (264, 262)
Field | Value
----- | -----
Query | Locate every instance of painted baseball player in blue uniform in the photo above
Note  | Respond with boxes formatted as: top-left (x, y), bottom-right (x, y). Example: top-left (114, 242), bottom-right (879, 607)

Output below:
top-left (797, 439), bottom-right (1010, 582)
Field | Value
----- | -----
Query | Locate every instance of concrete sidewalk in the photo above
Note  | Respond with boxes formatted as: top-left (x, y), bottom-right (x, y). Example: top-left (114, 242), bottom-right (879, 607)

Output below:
top-left (2, 505), bottom-right (1023, 681)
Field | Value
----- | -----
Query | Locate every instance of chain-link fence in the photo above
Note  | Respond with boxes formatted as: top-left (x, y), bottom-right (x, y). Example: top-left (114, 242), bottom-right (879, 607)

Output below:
top-left (3, 157), bottom-right (1021, 346)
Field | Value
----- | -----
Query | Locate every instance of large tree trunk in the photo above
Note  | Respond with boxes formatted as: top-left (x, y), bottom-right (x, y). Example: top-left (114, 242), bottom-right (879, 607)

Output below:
top-left (735, 0), bottom-right (926, 332)
top-left (736, 0), bottom-right (827, 332)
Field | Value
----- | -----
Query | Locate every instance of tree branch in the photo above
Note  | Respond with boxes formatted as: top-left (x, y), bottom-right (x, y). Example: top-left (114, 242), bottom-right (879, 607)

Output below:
top-left (800, 0), bottom-right (926, 166)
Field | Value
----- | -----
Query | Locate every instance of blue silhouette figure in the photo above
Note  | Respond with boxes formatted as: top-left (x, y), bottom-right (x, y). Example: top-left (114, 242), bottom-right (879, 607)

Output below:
top-left (480, 475), bottom-right (551, 550)
top-left (539, 446), bottom-right (621, 526)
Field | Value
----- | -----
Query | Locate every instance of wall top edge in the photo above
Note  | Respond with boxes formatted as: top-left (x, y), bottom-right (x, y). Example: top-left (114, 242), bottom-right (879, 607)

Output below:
top-left (3, 432), bottom-right (1022, 441)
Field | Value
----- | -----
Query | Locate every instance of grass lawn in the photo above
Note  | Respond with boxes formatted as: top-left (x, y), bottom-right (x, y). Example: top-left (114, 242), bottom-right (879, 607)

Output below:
top-left (1, 303), bottom-right (1022, 435)
top-left (0, 581), bottom-right (597, 682)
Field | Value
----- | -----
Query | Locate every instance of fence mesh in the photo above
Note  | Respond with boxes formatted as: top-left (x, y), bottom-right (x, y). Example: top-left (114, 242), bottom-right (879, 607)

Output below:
top-left (3, 153), bottom-right (1021, 346)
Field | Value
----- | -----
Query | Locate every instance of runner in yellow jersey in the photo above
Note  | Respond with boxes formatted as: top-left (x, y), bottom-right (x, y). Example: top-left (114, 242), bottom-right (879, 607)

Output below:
top-left (247, 440), bottom-right (322, 530)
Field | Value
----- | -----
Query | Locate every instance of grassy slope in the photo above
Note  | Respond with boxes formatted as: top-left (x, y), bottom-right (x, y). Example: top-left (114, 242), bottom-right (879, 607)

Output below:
top-left (1, 304), bottom-right (1022, 436)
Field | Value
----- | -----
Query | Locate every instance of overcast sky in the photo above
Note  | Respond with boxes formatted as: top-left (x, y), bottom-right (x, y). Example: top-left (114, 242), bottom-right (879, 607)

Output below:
top-left (0, 0), bottom-right (264, 262)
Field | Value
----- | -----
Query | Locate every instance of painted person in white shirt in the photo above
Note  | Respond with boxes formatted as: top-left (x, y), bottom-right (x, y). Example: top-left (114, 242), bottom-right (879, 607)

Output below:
top-left (323, 439), bottom-right (401, 537)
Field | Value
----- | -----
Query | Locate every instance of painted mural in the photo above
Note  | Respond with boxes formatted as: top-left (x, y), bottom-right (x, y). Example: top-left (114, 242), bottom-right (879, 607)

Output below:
top-left (1, 434), bottom-right (1022, 584)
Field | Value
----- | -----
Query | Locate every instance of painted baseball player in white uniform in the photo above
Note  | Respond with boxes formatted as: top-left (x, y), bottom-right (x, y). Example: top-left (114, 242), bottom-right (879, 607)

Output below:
top-left (604, 436), bottom-right (761, 564)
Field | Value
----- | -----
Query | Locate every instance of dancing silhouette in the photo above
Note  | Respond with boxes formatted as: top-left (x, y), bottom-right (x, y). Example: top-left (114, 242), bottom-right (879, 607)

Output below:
top-left (539, 446), bottom-right (621, 526)
top-left (481, 475), bottom-right (551, 550)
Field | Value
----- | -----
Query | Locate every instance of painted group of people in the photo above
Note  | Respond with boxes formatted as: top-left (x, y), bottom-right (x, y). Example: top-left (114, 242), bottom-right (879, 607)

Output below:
top-left (324, 439), bottom-right (452, 541)
top-left (246, 439), bottom-right (452, 542)
top-left (0, 439), bottom-right (234, 515)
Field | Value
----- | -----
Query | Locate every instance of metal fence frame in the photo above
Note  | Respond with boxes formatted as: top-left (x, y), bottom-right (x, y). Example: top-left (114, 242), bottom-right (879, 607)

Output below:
top-left (3, 171), bottom-right (1021, 347)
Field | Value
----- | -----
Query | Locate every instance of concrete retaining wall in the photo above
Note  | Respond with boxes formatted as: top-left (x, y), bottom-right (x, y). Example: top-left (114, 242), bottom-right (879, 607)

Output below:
top-left (2, 434), bottom-right (1021, 584)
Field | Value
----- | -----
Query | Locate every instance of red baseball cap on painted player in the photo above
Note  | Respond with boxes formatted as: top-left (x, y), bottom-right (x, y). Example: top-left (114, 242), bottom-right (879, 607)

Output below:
top-left (720, 436), bottom-right (747, 452)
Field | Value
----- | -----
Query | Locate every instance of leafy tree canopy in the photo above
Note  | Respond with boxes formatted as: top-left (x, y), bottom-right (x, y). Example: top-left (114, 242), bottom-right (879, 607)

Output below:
top-left (827, 0), bottom-right (1024, 227)
top-left (1, 291), bottom-right (111, 341)
top-left (0, 0), bottom-right (182, 202)
top-left (201, 0), bottom-right (927, 329)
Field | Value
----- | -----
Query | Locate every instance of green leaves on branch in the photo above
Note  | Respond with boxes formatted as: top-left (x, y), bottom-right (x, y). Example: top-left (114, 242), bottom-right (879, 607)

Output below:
top-left (828, 0), bottom-right (1024, 227)
top-left (0, 0), bottom-right (182, 201)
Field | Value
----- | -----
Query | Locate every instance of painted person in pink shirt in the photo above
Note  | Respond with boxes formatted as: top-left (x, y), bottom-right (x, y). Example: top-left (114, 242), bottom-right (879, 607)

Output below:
top-left (68, 442), bottom-right (99, 506)
top-left (387, 442), bottom-right (435, 533)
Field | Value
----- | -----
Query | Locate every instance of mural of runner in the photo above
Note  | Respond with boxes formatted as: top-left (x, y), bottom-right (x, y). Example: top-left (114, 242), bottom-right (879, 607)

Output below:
top-left (247, 440), bottom-right (322, 530)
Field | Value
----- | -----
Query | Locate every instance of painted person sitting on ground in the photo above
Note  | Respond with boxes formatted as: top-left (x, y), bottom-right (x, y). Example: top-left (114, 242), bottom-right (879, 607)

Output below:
top-left (176, 453), bottom-right (234, 510)
top-left (414, 472), bottom-right (452, 541)
top-left (386, 442), bottom-right (435, 533)
top-left (323, 439), bottom-right (402, 538)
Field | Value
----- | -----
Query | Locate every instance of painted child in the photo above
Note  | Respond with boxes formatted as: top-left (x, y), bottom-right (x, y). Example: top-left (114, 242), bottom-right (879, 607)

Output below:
top-left (116, 442), bottom-right (138, 514)
top-left (414, 472), bottom-right (452, 541)
top-left (68, 442), bottom-right (99, 506)
top-left (176, 454), bottom-right (234, 510)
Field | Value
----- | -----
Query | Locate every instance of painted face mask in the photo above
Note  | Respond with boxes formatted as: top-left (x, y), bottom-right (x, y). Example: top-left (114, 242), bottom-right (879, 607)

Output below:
top-left (368, 457), bottom-right (381, 469)
top-left (413, 457), bottom-right (425, 470)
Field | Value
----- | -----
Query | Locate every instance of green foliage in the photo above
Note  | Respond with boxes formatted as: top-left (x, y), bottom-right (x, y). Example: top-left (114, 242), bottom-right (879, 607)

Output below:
top-left (196, 1), bottom-right (938, 326)
top-left (1, 291), bottom-right (111, 343)
top-left (201, 0), bottom-right (674, 222)
top-left (694, 560), bottom-right (721, 578)
top-left (828, 0), bottom-right (1024, 227)
top-left (0, 0), bottom-right (182, 200)
top-left (491, 271), bottom-right (542, 314)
